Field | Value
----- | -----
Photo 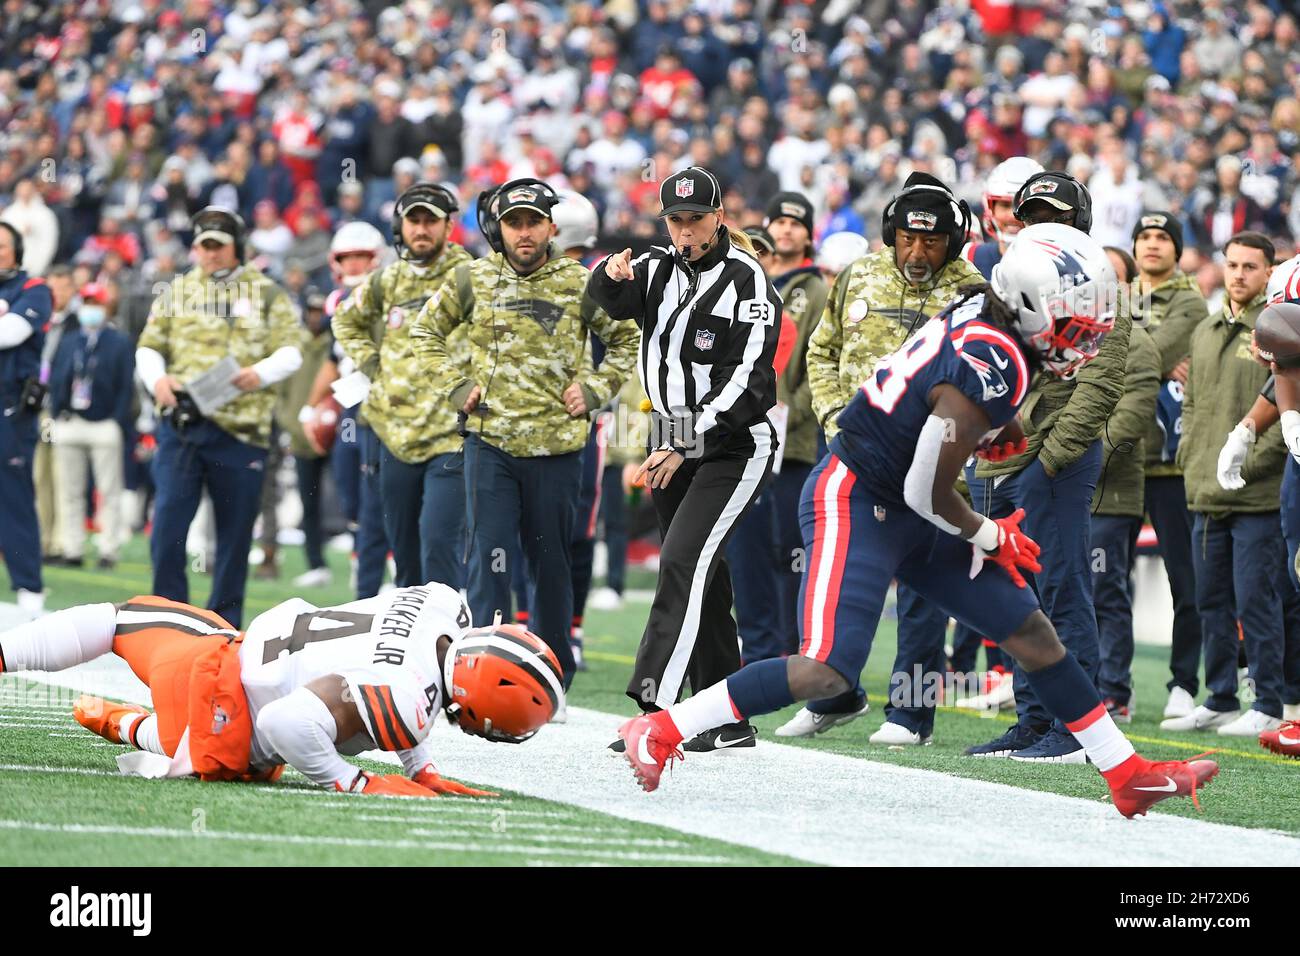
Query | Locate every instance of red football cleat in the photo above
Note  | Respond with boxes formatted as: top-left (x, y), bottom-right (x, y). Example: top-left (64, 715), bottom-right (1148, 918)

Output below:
top-left (618, 715), bottom-right (684, 793)
top-left (1109, 756), bottom-right (1218, 818)
top-left (1260, 721), bottom-right (1300, 758)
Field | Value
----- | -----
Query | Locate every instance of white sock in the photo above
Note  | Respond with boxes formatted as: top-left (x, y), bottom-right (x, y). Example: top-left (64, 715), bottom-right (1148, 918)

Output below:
top-left (1067, 705), bottom-right (1135, 772)
top-left (0, 603), bottom-right (117, 672)
top-left (667, 682), bottom-right (739, 741)
top-left (132, 714), bottom-right (164, 755)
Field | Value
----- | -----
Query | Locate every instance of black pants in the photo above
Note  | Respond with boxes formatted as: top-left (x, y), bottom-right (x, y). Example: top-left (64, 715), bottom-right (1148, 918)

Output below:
top-left (1146, 475), bottom-right (1203, 695)
top-left (293, 455), bottom-right (328, 570)
top-left (628, 425), bottom-right (774, 711)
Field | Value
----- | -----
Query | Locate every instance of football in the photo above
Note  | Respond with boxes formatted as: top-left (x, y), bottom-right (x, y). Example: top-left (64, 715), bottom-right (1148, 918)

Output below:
top-left (1254, 302), bottom-right (1300, 369)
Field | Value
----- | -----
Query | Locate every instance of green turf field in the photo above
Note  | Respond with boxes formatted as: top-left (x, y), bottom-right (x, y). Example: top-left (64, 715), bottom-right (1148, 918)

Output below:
top-left (1, 534), bottom-right (1297, 865)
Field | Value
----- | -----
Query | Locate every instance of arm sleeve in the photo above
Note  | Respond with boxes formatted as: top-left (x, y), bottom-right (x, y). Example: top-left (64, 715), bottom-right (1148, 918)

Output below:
top-left (135, 346), bottom-right (167, 394)
top-left (806, 265), bottom-right (851, 435)
top-left (1037, 311), bottom-right (1131, 474)
top-left (397, 739), bottom-right (439, 777)
top-left (579, 294), bottom-right (641, 410)
top-left (330, 275), bottom-right (383, 379)
top-left (407, 270), bottom-right (473, 407)
top-left (256, 686), bottom-right (360, 790)
top-left (585, 251), bottom-right (654, 324)
top-left (689, 265), bottom-right (782, 452)
top-left (251, 345), bottom-right (304, 386)
top-left (903, 414), bottom-right (961, 534)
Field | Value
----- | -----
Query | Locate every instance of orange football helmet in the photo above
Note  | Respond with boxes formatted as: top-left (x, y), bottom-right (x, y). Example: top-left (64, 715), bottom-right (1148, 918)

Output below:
top-left (442, 624), bottom-right (565, 743)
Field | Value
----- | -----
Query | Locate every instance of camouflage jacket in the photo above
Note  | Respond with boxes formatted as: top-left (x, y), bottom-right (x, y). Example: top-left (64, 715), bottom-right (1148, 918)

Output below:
top-left (408, 246), bottom-right (639, 458)
top-left (807, 248), bottom-right (983, 438)
top-left (138, 264), bottom-right (302, 448)
top-left (1091, 326), bottom-right (1160, 517)
top-left (1131, 271), bottom-right (1208, 476)
top-left (773, 263), bottom-right (829, 465)
top-left (976, 309), bottom-right (1130, 479)
top-left (331, 245), bottom-right (473, 463)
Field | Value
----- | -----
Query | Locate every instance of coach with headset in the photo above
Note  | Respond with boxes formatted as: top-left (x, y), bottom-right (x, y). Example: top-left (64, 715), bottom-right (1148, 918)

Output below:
top-left (136, 206), bottom-right (302, 627)
top-left (332, 182), bottom-right (473, 592)
top-left (410, 179), bottom-right (637, 686)
top-left (0, 220), bottom-right (53, 615)
top-left (790, 172), bottom-right (983, 746)
top-left (587, 167), bottom-right (782, 751)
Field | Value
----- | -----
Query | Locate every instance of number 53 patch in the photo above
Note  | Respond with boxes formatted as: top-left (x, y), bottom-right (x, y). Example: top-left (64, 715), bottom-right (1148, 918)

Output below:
top-left (738, 299), bottom-right (775, 326)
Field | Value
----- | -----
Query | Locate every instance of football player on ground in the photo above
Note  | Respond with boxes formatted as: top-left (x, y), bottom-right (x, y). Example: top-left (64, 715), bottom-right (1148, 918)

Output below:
top-left (0, 585), bottom-right (564, 794)
top-left (1215, 253), bottom-right (1300, 757)
top-left (616, 223), bottom-right (1221, 816)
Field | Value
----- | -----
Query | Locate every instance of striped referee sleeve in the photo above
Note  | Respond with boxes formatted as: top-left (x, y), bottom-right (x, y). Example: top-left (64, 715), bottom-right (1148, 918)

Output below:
top-left (692, 254), bottom-right (781, 448)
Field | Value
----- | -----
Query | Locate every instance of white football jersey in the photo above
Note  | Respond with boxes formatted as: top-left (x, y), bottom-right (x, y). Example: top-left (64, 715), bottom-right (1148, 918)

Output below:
top-left (239, 584), bottom-right (470, 765)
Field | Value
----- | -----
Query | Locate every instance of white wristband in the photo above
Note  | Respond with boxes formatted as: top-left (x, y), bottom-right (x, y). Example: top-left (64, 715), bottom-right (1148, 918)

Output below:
top-left (971, 516), bottom-right (1000, 553)
top-left (1282, 409), bottom-right (1300, 460)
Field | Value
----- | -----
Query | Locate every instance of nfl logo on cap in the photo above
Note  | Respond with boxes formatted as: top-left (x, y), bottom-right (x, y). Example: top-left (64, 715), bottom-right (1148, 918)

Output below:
top-left (676, 179), bottom-right (695, 198)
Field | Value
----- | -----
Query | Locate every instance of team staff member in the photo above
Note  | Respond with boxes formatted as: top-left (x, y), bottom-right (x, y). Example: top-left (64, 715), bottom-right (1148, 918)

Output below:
top-left (332, 184), bottom-right (473, 592)
top-left (967, 173), bottom-right (1129, 763)
top-left (412, 179), bottom-right (637, 686)
top-left (0, 220), bottom-right (52, 615)
top-left (136, 206), bottom-right (303, 628)
top-left (1130, 211), bottom-right (1211, 721)
top-left (588, 166), bottom-right (781, 750)
top-left (789, 172), bottom-right (982, 745)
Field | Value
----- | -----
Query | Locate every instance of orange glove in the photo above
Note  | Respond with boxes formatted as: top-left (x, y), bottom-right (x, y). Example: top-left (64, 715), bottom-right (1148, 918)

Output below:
top-left (337, 771), bottom-right (437, 797)
top-left (412, 765), bottom-right (498, 797)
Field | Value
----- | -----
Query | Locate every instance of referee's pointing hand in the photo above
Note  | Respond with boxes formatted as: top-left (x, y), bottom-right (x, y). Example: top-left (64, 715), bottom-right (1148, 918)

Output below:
top-left (605, 248), bottom-right (634, 281)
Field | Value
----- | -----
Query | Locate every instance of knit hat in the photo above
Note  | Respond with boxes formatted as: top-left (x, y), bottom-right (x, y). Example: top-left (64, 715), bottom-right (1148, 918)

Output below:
top-left (1132, 210), bottom-right (1183, 260)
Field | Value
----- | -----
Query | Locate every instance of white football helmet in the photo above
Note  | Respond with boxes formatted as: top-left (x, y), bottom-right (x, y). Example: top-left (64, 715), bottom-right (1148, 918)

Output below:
top-left (329, 221), bottom-right (387, 287)
top-left (983, 156), bottom-right (1044, 244)
top-left (1267, 253), bottom-right (1300, 304)
top-left (991, 222), bottom-right (1117, 378)
top-left (816, 231), bottom-right (871, 277)
top-left (551, 190), bottom-right (599, 252)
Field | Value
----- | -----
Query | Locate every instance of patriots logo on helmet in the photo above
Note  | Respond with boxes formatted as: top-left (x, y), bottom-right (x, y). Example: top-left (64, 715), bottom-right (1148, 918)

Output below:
top-left (676, 179), bottom-right (695, 198)
top-left (1029, 238), bottom-right (1086, 282)
top-left (907, 211), bottom-right (938, 230)
top-left (1029, 180), bottom-right (1059, 195)
top-left (506, 187), bottom-right (538, 203)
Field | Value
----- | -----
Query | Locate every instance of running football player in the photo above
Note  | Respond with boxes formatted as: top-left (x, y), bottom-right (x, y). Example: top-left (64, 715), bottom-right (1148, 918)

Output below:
top-left (616, 223), bottom-right (1220, 816)
top-left (0, 584), bottom-right (564, 794)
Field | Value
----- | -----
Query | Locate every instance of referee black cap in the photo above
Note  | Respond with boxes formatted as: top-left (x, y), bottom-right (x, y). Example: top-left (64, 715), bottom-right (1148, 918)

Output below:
top-left (658, 167), bottom-right (722, 217)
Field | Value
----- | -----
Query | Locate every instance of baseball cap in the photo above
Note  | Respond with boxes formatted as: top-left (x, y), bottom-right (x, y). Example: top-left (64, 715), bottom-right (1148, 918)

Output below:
top-left (1014, 172), bottom-right (1084, 215)
top-left (493, 180), bottom-right (557, 220)
top-left (191, 206), bottom-right (242, 245)
top-left (658, 167), bottom-right (722, 217)
top-left (743, 226), bottom-right (775, 254)
top-left (396, 183), bottom-right (457, 220)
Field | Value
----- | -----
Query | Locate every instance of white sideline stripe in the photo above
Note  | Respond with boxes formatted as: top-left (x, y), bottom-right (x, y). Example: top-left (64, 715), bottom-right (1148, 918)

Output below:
top-left (355, 814), bottom-right (631, 833)
top-left (0, 763), bottom-right (120, 777)
top-left (0, 820), bottom-right (732, 864)
top-left (11, 664), bottom-right (1300, 866)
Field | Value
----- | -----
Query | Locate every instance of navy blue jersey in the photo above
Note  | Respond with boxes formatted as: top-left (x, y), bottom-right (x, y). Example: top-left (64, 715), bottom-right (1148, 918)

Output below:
top-left (829, 293), bottom-right (1031, 505)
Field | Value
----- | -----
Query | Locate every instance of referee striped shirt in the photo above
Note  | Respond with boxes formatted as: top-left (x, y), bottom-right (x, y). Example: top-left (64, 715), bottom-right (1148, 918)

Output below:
top-left (587, 229), bottom-right (783, 459)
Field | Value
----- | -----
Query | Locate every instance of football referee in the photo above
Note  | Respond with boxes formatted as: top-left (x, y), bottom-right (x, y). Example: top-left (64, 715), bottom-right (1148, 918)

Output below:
top-left (587, 167), bottom-right (782, 750)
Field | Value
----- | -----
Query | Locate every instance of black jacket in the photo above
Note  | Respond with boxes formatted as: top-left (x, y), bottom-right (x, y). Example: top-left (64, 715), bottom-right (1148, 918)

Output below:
top-left (587, 229), bottom-right (781, 460)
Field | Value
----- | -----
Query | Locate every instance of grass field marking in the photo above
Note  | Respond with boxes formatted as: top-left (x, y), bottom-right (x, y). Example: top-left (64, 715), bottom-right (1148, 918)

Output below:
top-left (0, 720), bottom-right (78, 730)
top-left (0, 763), bottom-right (120, 777)
top-left (402, 826), bottom-right (693, 849)
top-left (582, 650), bottom-right (637, 666)
top-left (355, 813), bottom-right (634, 833)
top-left (0, 819), bottom-right (734, 864)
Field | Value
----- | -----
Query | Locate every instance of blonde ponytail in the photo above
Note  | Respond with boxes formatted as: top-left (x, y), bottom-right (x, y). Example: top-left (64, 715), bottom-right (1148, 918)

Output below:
top-left (726, 225), bottom-right (758, 259)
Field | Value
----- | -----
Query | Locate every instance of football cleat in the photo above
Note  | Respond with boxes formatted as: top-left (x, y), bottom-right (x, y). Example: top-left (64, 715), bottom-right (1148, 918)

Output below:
top-left (73, 695), bottom-right (149, 745)
top-left (443, 624), bottom-right (565, 743)
top-left (1259, 720), bottom-right (1300, 758)
top-left (618, 714), bottom-right (683, 793)
top-left (965, 722), bottom-right (1044, 757)
top-left (868, 720), bottom-right (932, 746)
top-left (1109, 757), bottom-right (1218, 818)
top-left (774, 699), bottom-right (870, 737)
top-left (682, 722), bottom-right (756, 752)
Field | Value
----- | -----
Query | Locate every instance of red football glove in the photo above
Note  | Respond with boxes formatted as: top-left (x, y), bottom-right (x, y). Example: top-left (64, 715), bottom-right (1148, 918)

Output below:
top-left (969, 508), bottom-right (1042, 589)
top-left (412, 765), bottom-right (498, 797)
top-left (337, 770), bottom-right (437, 797)
top-left (976, 435), bottom-right (1029, 462)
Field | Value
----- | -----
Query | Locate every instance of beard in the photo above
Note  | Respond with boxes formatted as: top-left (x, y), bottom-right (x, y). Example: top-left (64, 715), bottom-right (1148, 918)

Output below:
top-left (903, 260), bottom-right (934, 285)
top-left (507, 240), bottom-right (547, 272)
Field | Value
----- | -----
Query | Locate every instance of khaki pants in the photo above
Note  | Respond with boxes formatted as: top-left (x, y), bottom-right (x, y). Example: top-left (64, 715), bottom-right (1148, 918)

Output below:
top-left (53, 415), bottom-right (125, 561)
top-left (34, 415), bottom-right (60, 557)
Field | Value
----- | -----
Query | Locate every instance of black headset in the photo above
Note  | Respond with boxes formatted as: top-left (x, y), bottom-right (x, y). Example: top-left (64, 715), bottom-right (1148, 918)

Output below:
top-left (0, 220), bottom-right (23, 273)
top-left (475, 178), bottom-right (560, 255)
top-left (393, 182), bottom-right (460, 261)
top-left (881, 178), bottom-right (972, 265)
top-left (1012, 171), bottom-right (1093, 234)
top-left (191, 206), bottom-right (248, 262)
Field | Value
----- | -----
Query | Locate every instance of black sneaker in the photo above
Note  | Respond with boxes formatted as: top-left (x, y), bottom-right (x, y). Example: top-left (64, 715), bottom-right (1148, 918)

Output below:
top-left (682, 722), bottom-right (757, 753)
top-left (964, 722), bottom-right (1044, 758)
top-left (96, 557), bottom-right (117, 570)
